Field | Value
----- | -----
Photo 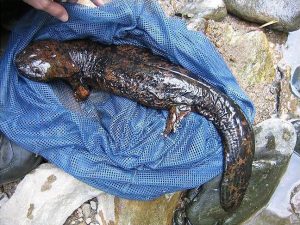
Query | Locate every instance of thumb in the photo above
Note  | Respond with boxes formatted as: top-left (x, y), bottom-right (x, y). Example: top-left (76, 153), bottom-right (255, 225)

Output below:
top-left (23, 0), bottom-right (69, 22)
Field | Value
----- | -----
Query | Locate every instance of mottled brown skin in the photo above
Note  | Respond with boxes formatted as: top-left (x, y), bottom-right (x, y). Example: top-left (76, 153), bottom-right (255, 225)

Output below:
top-left (15, 40), bottom-right (255, 212)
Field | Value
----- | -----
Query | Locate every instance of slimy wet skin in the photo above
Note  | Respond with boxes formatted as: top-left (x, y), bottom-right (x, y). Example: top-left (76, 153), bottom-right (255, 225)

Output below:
top-left (15, 39), bottom-right (255, 212)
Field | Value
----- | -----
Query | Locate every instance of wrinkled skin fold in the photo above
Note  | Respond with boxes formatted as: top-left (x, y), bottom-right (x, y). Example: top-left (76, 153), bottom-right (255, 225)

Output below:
top-left (15, 40), bottom-right (255, 212)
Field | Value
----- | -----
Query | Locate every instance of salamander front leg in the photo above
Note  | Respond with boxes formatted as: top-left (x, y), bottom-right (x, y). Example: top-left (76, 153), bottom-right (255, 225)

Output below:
top-left (163, 105), bottom-right (192, 136)
top-left (65, 76), bottom-right (90, 102)
top-left (74, 85), bottom-right (90, 101)
top-left (67, 78), bottom-right (90, 101)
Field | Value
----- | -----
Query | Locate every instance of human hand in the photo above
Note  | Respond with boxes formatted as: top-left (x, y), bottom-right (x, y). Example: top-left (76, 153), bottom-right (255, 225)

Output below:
top-left (23, 0), bottom-right (103, 22)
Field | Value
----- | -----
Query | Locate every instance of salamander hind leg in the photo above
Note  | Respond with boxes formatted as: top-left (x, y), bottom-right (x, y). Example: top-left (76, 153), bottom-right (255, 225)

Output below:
top-left (163, 105), bottom-right (191, 136)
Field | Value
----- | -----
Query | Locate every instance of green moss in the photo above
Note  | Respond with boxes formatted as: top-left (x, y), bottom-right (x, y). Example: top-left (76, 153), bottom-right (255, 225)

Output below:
top-left (282, 128), bottom-right (292, 141)
top-left (266, 135), bottom-right (276, 151)
top-left (254, 126), bottom-right (263, 136)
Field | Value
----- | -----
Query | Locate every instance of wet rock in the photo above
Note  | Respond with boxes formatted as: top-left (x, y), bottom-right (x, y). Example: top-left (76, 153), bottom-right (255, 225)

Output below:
top-left (184, 118), bottom-right (296, 225)
top-left (223, 0), bottom-right (300, 32)
top-left (244, 210), bottom-right (294, 225)
top-left (0, 163), bottom-right (102, 225)
top-left (244, 152), bottom-right (300, 225)
top-left (96, 192), bottom-right (181, 225)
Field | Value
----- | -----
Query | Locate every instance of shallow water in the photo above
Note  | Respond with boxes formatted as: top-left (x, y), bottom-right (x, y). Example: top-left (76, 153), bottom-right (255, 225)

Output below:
top-left (276, 31), bottom-right (300, 222)
top-left (245, 152), bottom-right (300, 224)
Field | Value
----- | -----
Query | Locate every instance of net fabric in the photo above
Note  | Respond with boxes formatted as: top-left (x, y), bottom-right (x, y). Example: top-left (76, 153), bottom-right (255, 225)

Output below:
top-left (0, 0), bottom-right (255, 200)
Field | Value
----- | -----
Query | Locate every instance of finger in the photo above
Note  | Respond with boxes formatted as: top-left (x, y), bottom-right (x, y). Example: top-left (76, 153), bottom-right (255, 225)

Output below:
top-left (90, 0), bottom-right (104, 6)
top-left (24, 0), bottom-right (69, 22)
top-left (71, 0), bottom-right (103, 7)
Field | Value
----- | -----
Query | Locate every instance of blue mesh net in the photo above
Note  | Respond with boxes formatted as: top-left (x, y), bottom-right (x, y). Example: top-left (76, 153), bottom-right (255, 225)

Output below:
top-left (0, 0), bottom-right (255, 200)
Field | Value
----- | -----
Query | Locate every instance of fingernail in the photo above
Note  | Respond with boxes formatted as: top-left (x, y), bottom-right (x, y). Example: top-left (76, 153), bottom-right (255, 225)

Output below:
top-left (59, 13), bottom-right (69, 22)
top-left (91, 0), bottom-right (104, 6)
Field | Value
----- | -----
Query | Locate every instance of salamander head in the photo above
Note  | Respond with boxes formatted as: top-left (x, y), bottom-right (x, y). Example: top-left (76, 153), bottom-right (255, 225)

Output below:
top-left (15, 40), bottom-right (80, 82)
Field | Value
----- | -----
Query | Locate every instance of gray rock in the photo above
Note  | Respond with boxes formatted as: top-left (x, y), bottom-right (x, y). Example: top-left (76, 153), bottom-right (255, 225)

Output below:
top-left (224, 0), bottom-right (300, 32)
top-left (184, 118), bottom-right (296, 225)
top-left (77, 208), bottom-right (84, 218)
top-left (90, 201), bottom-right (97, 211)
top-left (85, 218), bottom-right (92, 224)
top-left (82, 203), bottom-right (92, 219)
top-left (173, 0), bottom-right (227, 21)
top-left (0, 163), bottom-right (103, 225)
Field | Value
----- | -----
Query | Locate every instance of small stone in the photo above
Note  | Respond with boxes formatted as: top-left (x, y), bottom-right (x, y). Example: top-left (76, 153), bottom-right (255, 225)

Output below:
top-left (77, 208), bottom-right (83, 218)
top-left (86, 218), bottom-right (92, 224)
top-left (157, 0), bottom-right (176, 16)
top-left (90, 201), bottom-right (97, 210)
top-left (78, 218), bottom-right (83, 222)
top-left (81, 203), bottom-right (91, 219)
top-left (71, 221), bottom-right (76, 225)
